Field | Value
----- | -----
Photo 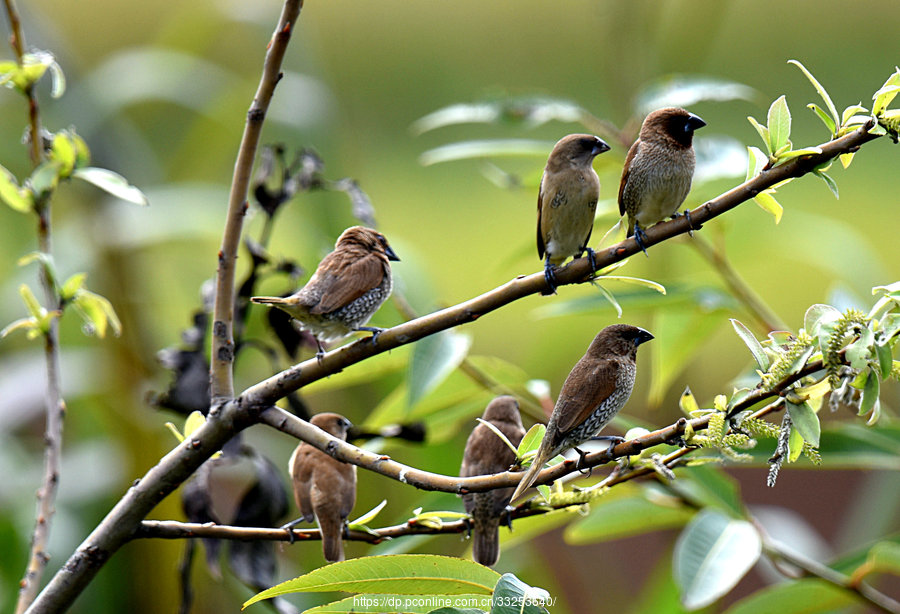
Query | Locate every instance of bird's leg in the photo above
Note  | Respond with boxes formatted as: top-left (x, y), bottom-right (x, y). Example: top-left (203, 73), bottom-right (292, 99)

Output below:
top-left (314, 338), bottom-right (326, 365)
top-left (541, 254), bottom-right (558, 296)
top-left (671, 209), bottom-right (698, 237)
top-left (590, 435), bottom-right (626, 456)
top-left (633, 225), bottom-right (650, 257)
top-left (280, 518), bottom-right (303, 544)
top-left (501, 505), bottom-right (515, 531)
top-left (573, 447), bottom-right (593, 476)
top-left (461, 516), bottom-right (473, 539)
top-left (355, 325), bottom-right (386, 345)
top-left (583, 246), bottom-right (597, 278)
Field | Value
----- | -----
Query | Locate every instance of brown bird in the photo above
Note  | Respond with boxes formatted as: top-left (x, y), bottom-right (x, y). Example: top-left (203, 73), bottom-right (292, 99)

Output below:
top-left (510, 324), bottom-right (653, 501)
top-left (251, 226), bottom-right (400, 356)
top-left (284, 412), bottom-right (357, 562)
top-left (537, 134), bottom-right (611, 295)
top-left (618, 107), bottom-right (706, 254)
top-left (459, 395), bottom-right (526, 566)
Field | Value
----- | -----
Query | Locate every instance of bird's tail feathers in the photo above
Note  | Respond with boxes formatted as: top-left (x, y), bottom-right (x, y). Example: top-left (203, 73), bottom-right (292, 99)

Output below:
top-left (317, 515), bottom-right (346, 563)
top-left (250, 296), bottom-right (286, 305)
top-left (510, 445), bottom-right (554, 502)
top-left (472, 517), bottom-right (501, 567)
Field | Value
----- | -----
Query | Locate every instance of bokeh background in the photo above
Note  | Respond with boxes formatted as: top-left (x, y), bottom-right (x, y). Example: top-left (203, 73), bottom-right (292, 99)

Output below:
top-left (1, 1), bottom-right (899, 612)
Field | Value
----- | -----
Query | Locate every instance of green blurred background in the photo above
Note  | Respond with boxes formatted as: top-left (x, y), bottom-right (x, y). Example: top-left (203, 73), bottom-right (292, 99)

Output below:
top-left (1, 1), bottom-right (899, 612)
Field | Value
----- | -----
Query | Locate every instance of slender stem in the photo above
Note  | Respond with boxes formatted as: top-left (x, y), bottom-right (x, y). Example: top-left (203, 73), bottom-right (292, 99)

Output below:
top-left (5, 1), bottom-right (64, 611)
top-left (210, 0), bottom-right (303, 403)
top-left (692, 233), bottom-right (787, 333)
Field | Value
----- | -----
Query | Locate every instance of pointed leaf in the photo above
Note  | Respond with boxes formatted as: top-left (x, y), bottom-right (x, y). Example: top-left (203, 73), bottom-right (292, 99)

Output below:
top-left (242, 555), bottom-right (500, 608)
top-left (839, 152), bottom-right (855, 169)
top-left (745, 146), bottom-right (766, 181)
top-left (753, 190), bottom-right (783, 224)
top-left (814, 170), bottom-right (839, 199)
top-left (866, 541), bottom-right (900, 577)
top-left (601, 275), bottom-right (666, 295)
top-left (490, 573), bottom-right (551, 614)
top-left (679, 387), bottom-right (699, 416)
top-left (673, 508), bottom-right (761, 610)
top-left (19, 284), bottom-right (44, 319)
top-left (775, 146), bottom-right (823, 163)
top-left (1, 317), bottom-right (39, 338)
top-left (72, 290), bottom-right (122, 337)
top-left (786, 402), bottom-right (820, 447)
top-left (872, 68), bottom-right (900, 116)
top-left (60, 272), bottom-right (87, 300)
top-left (516, 424), bottom-right (546, 461)
top-left (803, 304), bottom-right (842, 337)
top-left (0, 163), bottom-right (33, 213)
top-left (789, 60), bottom-right (839, 128)
top-left (767, 95), bottom-right (791, 154)
top-left (746, 117), bottom-right (771, 155)
top-left (349, 499), bottom-right (388, 528)
top-left (593, 283), bottom-right (622, 318)
top-left (730, 319), bottom-right (769, 371)
top-left (72, 167), bottom-right (149, 205)
top-left (806, 103), bottom-right (836, 136)
top-left (860, 370), bottom-right (880, 417)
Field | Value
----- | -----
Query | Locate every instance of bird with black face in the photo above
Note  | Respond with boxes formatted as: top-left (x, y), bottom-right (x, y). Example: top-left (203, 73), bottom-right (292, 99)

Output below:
top-left (459, 396), bottom-right (526, 566)
top-left (251, 226), bottom-right (400, 357)
top-left (618, 107), bottom-right (706, 255)
top-left (510, 324), bottom-right (654, 501)
top-left (284, 412), bottom-right (356, 562)
top-left (537, 134), bottom-right (611, 295)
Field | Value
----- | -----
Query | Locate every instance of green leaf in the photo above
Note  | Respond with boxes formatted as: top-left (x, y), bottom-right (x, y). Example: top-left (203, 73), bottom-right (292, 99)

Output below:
top-left (60, 272), bottom-right (87, 300)
top-left (0, 164), bottom-right (33, 213)
top-left (671, 465), bottom-right (744, 517)
top-left (1, 317), bottom-right (39, 338)
top-left (29, 161), bottom-right (61, 199)
top-left (516, 424), bottom-right (546, 461)
top-left (730, 319), bottom-right (769, 371)
top-left (419, 140), bottom-right (554, 166)
top-left (72, 290), bottom-right (122, 337)
top-left (349, 500), bottom-right (388, 530)
top-left (766, 95), bottom-right (791, 154)
top-left (19, 284), bottom-right (44, 319)
top-left (407, 329), bottom-right (471, 409)
top-left (866, 541), bottom-right (900, 577)
top-left (786, 402), bottom-right (820, 447)
top-left (489, 573), bottom-right (551, 614)
top-left (50, 131), bottom-right (77, 178)
top-left (845, 326), bottom-right (875, 370)
top-left (593, 283), bottom-right (622, 318)
top-left (859, 370), bottom-right (880, 417)
top-left (635, 76), bottom-right (758, 116)
top-left (745, 146), bottom-right (766, 181)
top-left (806, 103), bottom-right (837, 135)
top-left (788, 60), bottom-right (839, 129)
top-left (242, 555), bottom-right (500, 608)
top-left (753, 190), bottom-right (783, 224)
top-left (724, 579), bottom-right (854, 614)
top-left (872, 68), bottom-right (900, 116)
top-left (803, 303), bottom-right (842, 337)
top-left (839, 151), bottom-right (856, 169)
top-left (673, 508), bottom-right (761, 610)
top-left (775, 146), bottom-right (823, 163)
top-left (788, 427), bottom-right (804, 462)
top-left (746, 116), bottom-right (771, 155)
top-left (600, 275), bottom-right (666, 295)
top-left (475, 418), bottom-right (519, 456)
top-left (72, 167), bottom-right (149, 205)
top-left (876, 343), bottom-right (893, 380)
top-left (679, 387), bottom-right (699, 416)
top-left (813, 170), bottom-right (839, 199)
top-left (841, 104), bottom-right (869, 126)
top-left (565, 485), bottom-right (695, 543)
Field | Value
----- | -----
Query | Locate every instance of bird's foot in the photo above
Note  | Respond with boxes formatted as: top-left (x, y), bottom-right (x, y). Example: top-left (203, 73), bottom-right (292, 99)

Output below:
top-left (355, 326), bottom-right (386, 345)
top-left (461, 516), bottom-right (473, 539)
top-left (633, 226), bottom-right (650, 257)
top-left (501, 505), bottom-right (515, 531)
top-left (541, 261), bottom-right (558, 295)
top-left (315, 339), bottom-right (326, 365)
top-left (672, 209), bottom-right (699, 237)
top-left (590, 435), bottom-right (626, 456)
top-left (573, 447), bottom-right (593, 477)
top-left (583, 247), bottom-right (597, 278)
top-left (280, 518), bottom-right (302, 544)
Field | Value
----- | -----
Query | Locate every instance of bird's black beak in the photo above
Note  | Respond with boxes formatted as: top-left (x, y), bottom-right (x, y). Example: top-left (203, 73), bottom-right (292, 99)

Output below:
top-left (686, 114), bottom-right (707, 132)
top-left (385, 245), bottom-right (400, 262)
top-left (634, 328), bottom-right (654, 346)
top-left (592, 138), bottom-right (612, 156)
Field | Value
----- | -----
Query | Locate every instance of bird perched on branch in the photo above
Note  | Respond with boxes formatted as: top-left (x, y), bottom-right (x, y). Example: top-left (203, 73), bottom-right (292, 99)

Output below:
top-left (251, 226), bottom-right (399, 356)
top-left (510, 324), bottom-right (653, 502)
top-left (284, 412), bottom-right (356, 562)
top-left (618, 107), bottom-right (706, 254)
top-left (537, 133), bottom-right (611, 295)
top-left (459, 396), bottom-right (526, 566)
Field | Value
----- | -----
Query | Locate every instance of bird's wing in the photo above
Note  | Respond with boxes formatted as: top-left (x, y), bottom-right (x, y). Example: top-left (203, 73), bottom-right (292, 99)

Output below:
top-left (290, 445), bottom-right (316, 522)
top-left (536, 174), bottom-right (546, 259)
top-left (554, 357), bottom-right (621, 435)
top-left (310, 253), bottom-right (385, 314)
top-left (618, 140), bottom-right (640, 216)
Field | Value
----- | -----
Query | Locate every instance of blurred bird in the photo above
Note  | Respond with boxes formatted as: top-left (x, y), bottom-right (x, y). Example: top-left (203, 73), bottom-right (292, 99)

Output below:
top-left (510, 324), bottom-right (653, 501)
top-left (251, 226), bottom-right (400, 356)
top-left (459, 396), bottom-right (526, 566)
top-left (618, 107), bottom-right (706, 254)
top-left (537, 134), bottom-right (611, 295)
top-left (285, 412), bottom-right (357, 562)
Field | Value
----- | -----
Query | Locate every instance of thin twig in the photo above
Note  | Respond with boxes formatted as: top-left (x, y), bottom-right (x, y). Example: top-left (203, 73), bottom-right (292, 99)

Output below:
top-left (210, 0), bottom-right (303, 403)
top-left (691, 233), bottom-right (787, 333)
top-left (5, 1), bottom-right (65, 611)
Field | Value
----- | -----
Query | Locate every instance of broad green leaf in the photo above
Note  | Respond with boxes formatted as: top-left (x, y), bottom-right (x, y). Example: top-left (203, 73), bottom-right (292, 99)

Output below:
top-left (302, 594), bottom-right (491, 613)
top-left (490, 573), bottom-right (550, 614)
top-left (0, 164), bottom-right (32, 213)
top-left (671, 465), bottom-right (743, 517)
top-left (730, 319), bottom-right (769, 371)
top-left (841, 104), bottom-right (869, 126)
top-left (789, 60), bottom-right (839, 129)
top-left (72, 290), bottom-right (122, 337)
top-left (876, 343), bottom-right (893, 379)
top-left (806, 103), bottom-right (836, 135)
top-left (753, 190), bottom-right (783, 224)
top-left (745, 146), bottom-right (766, 181)
top-left (786, 402), bottom-right (820, 447)
top-left (859, 370), bottom-right (880, 417)
top-left (788, 424), bottom-right (805, 462)
top-left (72, 167), bottom-right (149, 205)
top-left (516, 424), bottom-right (546, 460)
top-left (845, 327), bottom-right (875, 370)
top-left (872, 68), bottom-right (900, 116)
top-left (746, 116), bottom-right (771, 155)
top-left (724, 579), bottom-right (854, 614)
top-left (766, 95), bottom-right (791, 154)
top-left (407, 329), bottom-right (471, 409)
top-left (673, 508), bottom-right (761, 610)
top-left (475, 418), bottom-right (519, 456)
top-left (803, 303), bottom-right (842, 337)
top-left (242, 555), bottom-right (500, 608)
top-left (565, 486), bottom-right (695, 543)
top-left (814, 170), bottom-right (839, 199)
top-left (419, 140), bottom-right (554, 166)
top-left (865, 541), bottom-right (900, 577)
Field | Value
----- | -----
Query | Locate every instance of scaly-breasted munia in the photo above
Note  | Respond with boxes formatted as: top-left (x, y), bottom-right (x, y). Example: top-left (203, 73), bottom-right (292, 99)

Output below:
top-left (618, 107), bottom-right (706, 254)
top-left (510, 324), bottom-right (653, 501)
top-left (459, 395), bottom-right (526, 566)
top-left (251, 226), bottom-right (400, 355)
top-left (537, 134), bottom-right (611, 294)
top-left (286, 412), bottom-right (356, 562)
